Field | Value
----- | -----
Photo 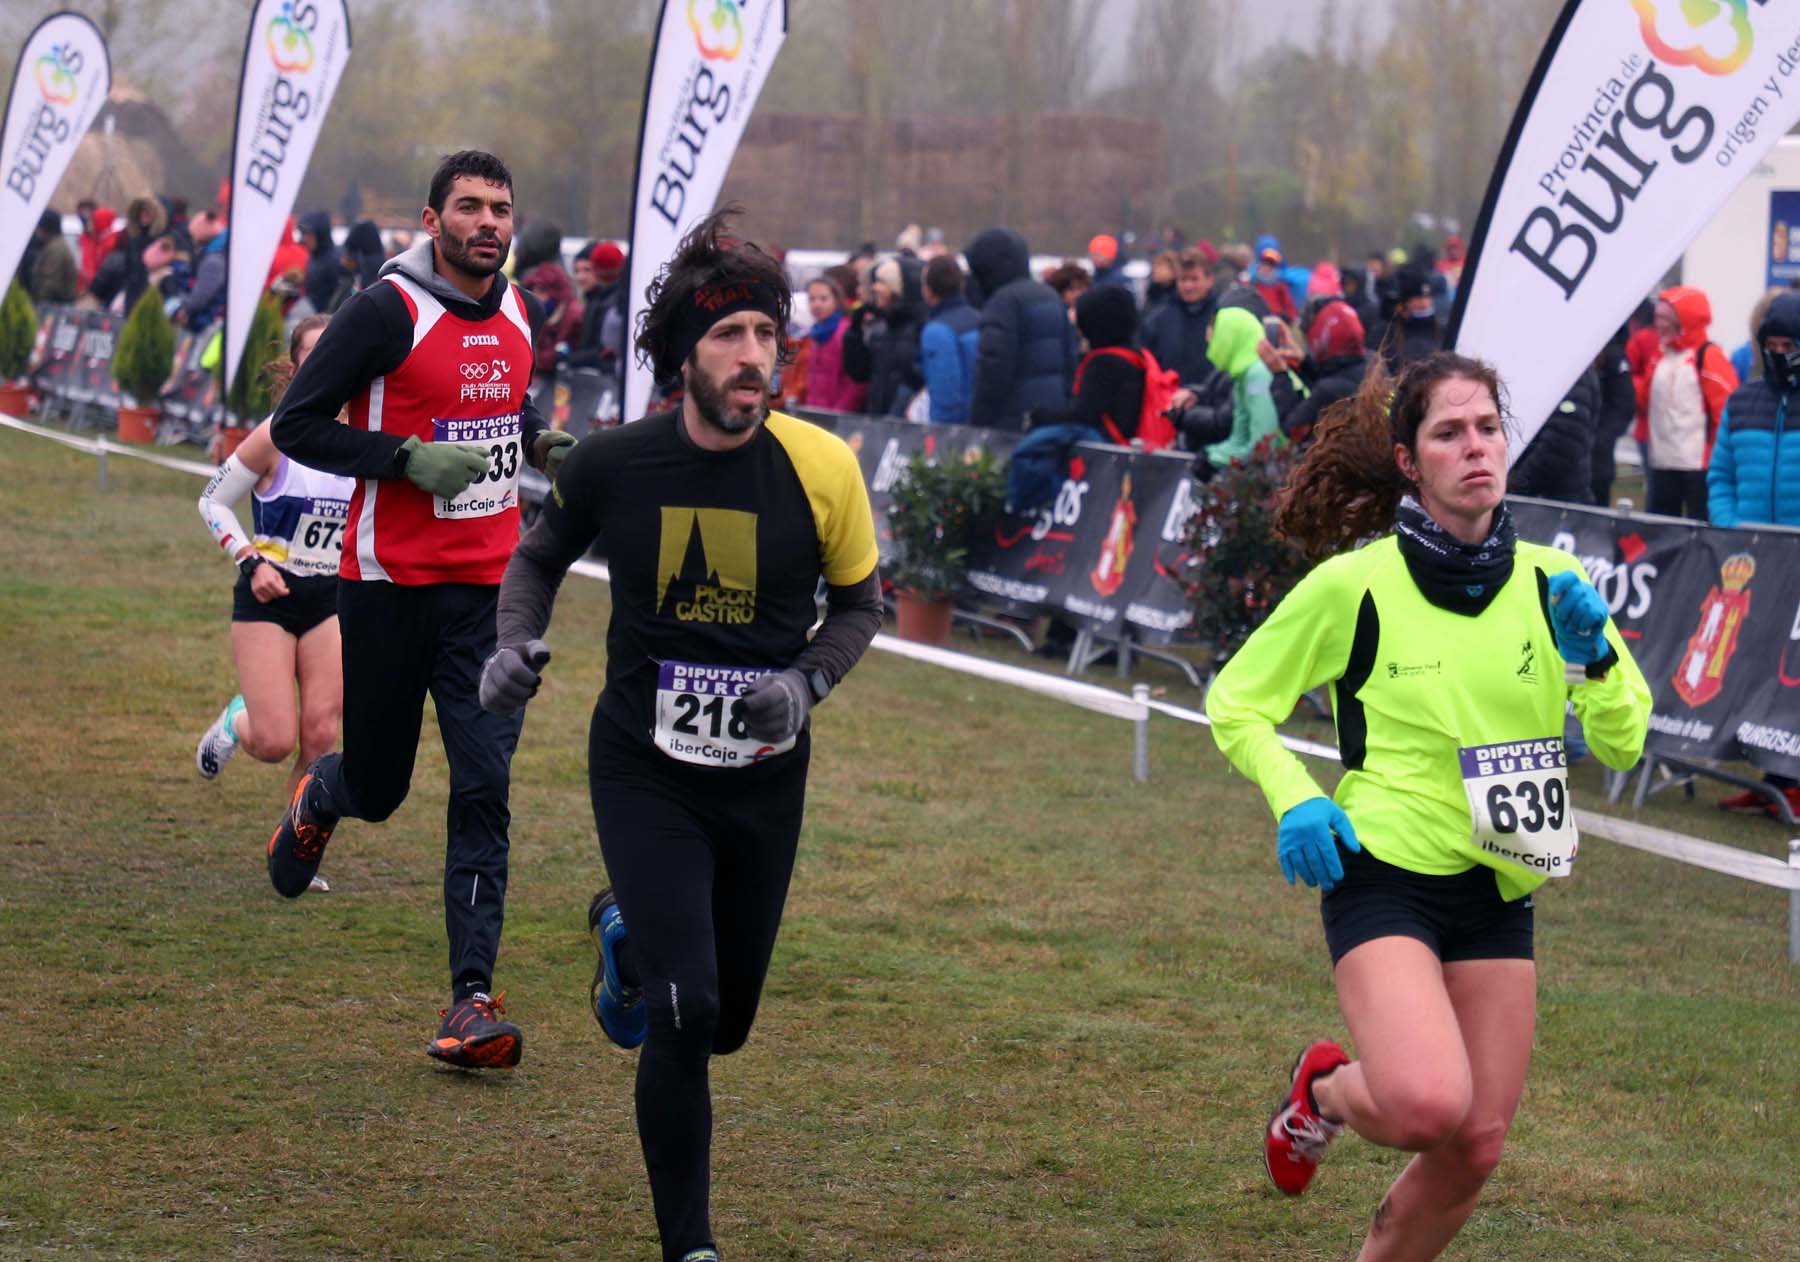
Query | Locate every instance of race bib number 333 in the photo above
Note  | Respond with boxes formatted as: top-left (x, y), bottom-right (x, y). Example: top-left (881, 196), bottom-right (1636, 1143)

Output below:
top-left (1458, 737), bottom-right (1578, 878)
top-left (432, 413), bottom-right (521, 520)
top-left (653, 661), bottom-right (795, 767)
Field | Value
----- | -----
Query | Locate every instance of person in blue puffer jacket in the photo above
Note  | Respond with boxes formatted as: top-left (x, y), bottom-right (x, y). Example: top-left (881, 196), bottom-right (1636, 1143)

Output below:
top-left (1706, 288), bottom-right (1800, 818)
top-left (1708, 290), bottom-right (1800, 529)
top-left (917, 255), bottom-right (981, 423)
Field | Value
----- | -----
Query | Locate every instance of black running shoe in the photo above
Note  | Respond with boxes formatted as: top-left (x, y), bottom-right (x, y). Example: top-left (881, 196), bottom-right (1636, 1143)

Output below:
top-left (267, 766), bottom-right (338, 898)
top-left (426, 991), bottom-right (522, 1069)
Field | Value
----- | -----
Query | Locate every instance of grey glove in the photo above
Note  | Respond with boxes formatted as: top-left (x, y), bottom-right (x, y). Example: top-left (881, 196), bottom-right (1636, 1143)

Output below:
top-left (400, 434), bottom-right (490, 499)
top-left (737, 668), bottom-right (812, 743)
top-left (531, 429), bottom-right (578, 477)
top-left (479, 640), bottom-right (551, 714)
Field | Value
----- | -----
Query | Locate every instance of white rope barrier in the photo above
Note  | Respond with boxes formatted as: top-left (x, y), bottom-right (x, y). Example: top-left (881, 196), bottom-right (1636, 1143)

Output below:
top-left (0, 412), bottom-right (218, 478)
top-left (6, 414), bottom-right (1797, 955)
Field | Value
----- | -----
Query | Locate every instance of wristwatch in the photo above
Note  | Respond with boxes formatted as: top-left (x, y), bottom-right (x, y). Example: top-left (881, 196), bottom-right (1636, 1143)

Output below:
top-left (238, 553), bottom-right (267, 579)
top-left (806, 668), bottom-right (831, 703)
top-left (1584, 644), bottom-right (1620, 682)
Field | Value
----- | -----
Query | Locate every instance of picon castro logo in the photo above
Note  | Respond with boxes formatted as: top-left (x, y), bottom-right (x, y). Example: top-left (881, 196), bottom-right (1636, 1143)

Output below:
top-left (657, 507), bottom-right (758, 623)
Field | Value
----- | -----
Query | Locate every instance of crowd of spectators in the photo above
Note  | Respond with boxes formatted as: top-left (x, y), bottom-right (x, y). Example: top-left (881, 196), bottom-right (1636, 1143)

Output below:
top-left (15, 185), bottom-right (419, 348)
top-left (773, 216), bottom-right (1800, 559)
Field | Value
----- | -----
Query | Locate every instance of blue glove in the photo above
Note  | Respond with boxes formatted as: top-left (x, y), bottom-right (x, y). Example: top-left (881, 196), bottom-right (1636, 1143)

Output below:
top-left (1547, 569), bottom-right (1610, 665)
top-left (1277, 797), bottom-right (1361, 891)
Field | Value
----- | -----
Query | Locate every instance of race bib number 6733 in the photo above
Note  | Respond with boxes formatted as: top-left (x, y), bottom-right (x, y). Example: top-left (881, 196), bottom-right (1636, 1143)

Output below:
top-left (1458, 738), bottom-right (1578, 878)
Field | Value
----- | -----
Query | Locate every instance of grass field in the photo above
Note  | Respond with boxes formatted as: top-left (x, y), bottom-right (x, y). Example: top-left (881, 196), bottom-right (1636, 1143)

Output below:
top-left (1, 428), bottom-right (1796, 1261)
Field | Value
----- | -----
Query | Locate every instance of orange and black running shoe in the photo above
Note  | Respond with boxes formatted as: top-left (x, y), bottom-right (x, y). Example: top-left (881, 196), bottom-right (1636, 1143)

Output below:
top-left (427, 991), bottom-right (523, 1069)
top-left (267, 767), bottom-right (338, 898)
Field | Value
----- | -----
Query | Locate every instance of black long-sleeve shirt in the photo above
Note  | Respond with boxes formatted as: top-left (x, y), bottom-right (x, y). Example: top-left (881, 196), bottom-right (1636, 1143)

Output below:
top-left (271, 268), bottom-right (548, 479)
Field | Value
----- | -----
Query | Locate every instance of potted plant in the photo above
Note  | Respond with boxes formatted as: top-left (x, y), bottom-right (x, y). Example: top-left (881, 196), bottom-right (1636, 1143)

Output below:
top-left (0, 281), bottom-right (36, 418)
top-left (223, 293), bottom-right (287, 458)
top-left (1178, 433), bottom-right (1309, 661)
top-left (111, 289), bottom-right (177, 443)
top-left (885, 448), bottom-right (1005, 644)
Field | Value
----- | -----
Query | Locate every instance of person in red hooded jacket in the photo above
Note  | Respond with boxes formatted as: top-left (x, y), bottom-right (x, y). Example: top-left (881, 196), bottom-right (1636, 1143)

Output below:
top-left (77, 201), bottom-right (120, 295)
top-left (266, 216), bottom-right (310, 290)
top-left (521, 259), bottom-right (582, 378)
top-left (1637, 286), bottom-right (1737, 520)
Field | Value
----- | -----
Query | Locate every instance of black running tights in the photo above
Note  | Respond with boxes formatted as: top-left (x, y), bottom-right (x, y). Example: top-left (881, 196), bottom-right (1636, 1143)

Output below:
top-left (587, 713), bottom-right (809, 1262)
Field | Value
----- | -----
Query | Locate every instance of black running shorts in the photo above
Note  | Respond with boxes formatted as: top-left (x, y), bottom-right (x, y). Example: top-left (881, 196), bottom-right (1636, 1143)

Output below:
top-left (231, 570), bottom-right (339, 637)
top-left (1319, 844), bottom-right (1535, 965)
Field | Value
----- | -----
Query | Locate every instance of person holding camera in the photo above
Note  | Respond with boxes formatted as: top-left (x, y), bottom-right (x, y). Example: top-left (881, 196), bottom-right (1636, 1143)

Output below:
top-left (1138, 246), bottom-right (1217, 386)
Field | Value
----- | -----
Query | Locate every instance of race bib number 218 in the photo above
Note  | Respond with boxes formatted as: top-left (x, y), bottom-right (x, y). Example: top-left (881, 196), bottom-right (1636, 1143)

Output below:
top-left (652, 661), bottom-right (795, 768)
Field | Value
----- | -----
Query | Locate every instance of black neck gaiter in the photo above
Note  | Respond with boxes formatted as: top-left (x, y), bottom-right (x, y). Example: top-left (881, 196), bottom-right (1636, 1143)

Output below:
top-left (1393, 495), bottom-right (1516, 615)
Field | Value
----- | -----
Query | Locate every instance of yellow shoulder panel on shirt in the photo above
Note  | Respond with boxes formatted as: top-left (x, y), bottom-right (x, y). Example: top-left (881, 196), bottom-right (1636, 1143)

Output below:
top-left (764, 411), bottom-right (880, 586)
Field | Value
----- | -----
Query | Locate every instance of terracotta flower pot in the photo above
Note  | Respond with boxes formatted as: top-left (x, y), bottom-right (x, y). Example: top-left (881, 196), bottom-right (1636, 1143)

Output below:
top-left (116, 404), bottom-right (159, 444)
top-left (895, 589), bottom-right (955, 645)
top-left (215, 423), bottom-right (252, 462)
top-left (0, 381), bottom-right (30, 418)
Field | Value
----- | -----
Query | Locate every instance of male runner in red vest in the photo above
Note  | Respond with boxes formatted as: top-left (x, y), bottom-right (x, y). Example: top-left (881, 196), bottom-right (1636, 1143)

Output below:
top-left (267, 150), bottom-right (576, 1068)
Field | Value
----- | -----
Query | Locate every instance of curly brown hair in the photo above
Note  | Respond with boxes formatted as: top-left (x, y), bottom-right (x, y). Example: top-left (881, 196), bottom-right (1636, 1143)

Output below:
top-left (1274, 350), bottom-right (1508, 560)
top-left (263, 313), bottom-right (332, 405)
top-left (634, 203), bottom-right (793, 381)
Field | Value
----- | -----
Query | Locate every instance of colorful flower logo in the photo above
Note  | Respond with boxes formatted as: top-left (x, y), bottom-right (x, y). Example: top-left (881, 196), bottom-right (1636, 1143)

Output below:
top-left (35, 44), bottom-right (79, 106)
top-left (1632, 0), bottom-right (1754, 76)
top-left (687, 0), bottom-right (744, 62)
top-left (267, 1), bottom-right (315, 73)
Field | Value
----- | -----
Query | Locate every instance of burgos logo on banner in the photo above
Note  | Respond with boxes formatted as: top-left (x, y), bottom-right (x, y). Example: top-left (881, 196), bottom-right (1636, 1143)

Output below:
top-left (35, 43), bottom-right (81, 105)
top-left (1631, 0), bottom-right (1754, 77)
top-left (267, 0), bottom-right (317, 73)
top-left (6, 43), bottom-right (86, 203)
top-left (243, 1), bottom-right (323, 202)
top-left (688, 0), bottom-right (744, 61)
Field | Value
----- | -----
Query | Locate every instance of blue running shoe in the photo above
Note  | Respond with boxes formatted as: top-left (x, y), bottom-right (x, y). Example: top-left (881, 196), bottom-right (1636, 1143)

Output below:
top-left (588, 888), bottom-right (645, 1049)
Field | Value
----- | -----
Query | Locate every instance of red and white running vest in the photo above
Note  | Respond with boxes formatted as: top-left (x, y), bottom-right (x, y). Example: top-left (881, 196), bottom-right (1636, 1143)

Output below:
top-left (341, 272), bottom-right (535, 585)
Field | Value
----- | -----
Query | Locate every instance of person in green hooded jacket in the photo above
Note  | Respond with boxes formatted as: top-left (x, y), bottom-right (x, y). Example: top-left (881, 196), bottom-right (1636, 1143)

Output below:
top-left (1204, 305), bottom-right (1285, 467)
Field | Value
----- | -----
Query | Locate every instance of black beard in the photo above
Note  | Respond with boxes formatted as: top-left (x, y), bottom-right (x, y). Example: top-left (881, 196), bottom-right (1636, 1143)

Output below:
top-left (438, 226), bottom-right (508, 279)
top-left (687, 361), bottom-right (768, 435)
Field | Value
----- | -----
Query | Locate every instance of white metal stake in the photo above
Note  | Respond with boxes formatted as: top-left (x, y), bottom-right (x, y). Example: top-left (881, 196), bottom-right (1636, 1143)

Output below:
top-left (1132, 684), bottom-right (1150, 783)
top-left (1788, 840), bottom-right (1799, 965)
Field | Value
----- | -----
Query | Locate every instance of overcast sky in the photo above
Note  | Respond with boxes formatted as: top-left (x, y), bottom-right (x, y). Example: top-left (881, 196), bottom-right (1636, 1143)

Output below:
top-left (1095, 0), bottom-right (1396, 85)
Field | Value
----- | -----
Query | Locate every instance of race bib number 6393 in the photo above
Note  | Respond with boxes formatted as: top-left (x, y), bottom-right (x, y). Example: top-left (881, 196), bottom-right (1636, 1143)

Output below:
top-left (1458, 737), bottom-right (1579, 878)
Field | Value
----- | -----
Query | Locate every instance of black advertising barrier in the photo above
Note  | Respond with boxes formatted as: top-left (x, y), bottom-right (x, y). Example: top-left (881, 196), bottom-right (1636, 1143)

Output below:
top-left (1511, 497), bottom-right (1800, 780)
top-left (791, 407), bottom-right (1019, 563)
top-left (159, 330), bottom-right (224, 428)
top-left (30, 305), bottom-right (84, 399)
top-left (964, 442), bottom-right (1199, 644)
top-left (68, 309), bottom-right (121, 409)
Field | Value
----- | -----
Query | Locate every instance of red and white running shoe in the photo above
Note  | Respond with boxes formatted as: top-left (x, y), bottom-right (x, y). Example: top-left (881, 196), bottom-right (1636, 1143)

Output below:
top-left (1265, 1039), bottom-right (1350, 1195)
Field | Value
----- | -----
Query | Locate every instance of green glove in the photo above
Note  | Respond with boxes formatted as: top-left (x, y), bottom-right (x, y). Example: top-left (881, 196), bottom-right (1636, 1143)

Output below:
top-left (399, 435), bottom-right (489, 498)
top-left (531, 430), bottom-right (578, 477)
